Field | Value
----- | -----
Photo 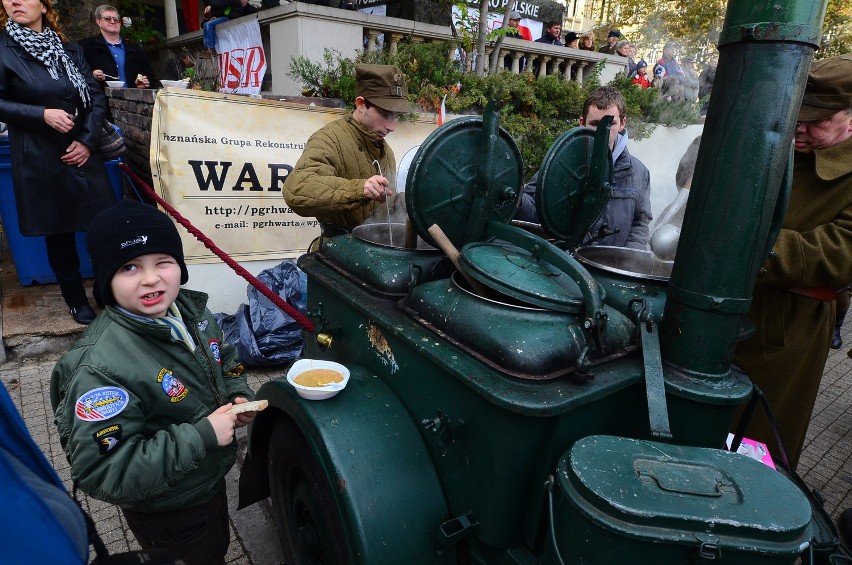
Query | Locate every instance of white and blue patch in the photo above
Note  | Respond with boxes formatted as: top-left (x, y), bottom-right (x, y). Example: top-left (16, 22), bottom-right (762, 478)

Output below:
top-left (75, 387), bottom-right (130, 422)
top-left (208, 339), bottom-right (221, 364)
top-left (197, 320), bottom-right (209, 332)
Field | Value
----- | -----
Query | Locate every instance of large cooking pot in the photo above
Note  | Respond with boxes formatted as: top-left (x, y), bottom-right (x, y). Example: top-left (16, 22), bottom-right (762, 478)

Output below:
top-left (318, 222), bottom-right (445, 296)
top-left (352, 222), bottom-right (435, 250)
top-left (574, 246), bottom-right (672, 320)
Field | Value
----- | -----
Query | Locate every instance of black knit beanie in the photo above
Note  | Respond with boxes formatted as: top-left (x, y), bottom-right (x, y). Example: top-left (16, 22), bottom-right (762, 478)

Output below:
top-left (86, 200), bottom-right (189, 305)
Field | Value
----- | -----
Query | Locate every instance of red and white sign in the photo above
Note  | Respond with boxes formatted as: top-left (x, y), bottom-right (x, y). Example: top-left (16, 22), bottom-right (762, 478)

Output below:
top-left (215, 18), bottom-right (267, 95)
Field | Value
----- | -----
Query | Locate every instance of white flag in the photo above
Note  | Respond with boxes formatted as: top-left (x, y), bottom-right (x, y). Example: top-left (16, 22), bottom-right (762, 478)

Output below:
top-left (215, 18), bottom-right (267, 95)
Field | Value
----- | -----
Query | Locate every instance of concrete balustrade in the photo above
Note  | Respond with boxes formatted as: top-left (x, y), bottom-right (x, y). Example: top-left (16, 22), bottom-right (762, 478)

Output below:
top-left (162, 1), bottom-right (625, 95)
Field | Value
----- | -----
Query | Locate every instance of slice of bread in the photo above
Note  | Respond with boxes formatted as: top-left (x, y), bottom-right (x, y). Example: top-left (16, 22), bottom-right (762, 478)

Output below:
top-left (228, 399), bottom-right (268, 414)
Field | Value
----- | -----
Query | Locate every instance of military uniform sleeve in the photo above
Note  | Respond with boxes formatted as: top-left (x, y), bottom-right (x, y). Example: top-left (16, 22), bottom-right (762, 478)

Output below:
top-left (760, 206), bottom-right (852, 289)
top-left (283, 129), bottom-right (369, 217)
top-left (52, 364), bottom-right (211, 507)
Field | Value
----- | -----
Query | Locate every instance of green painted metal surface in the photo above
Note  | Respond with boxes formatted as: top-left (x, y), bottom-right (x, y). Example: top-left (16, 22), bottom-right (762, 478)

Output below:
top-left (318, 232), bottom-right (448, 296)
top-left (661, 0), bottom-right (825, 397)
top-left (292, 256), bottom-right (754, 553)
top-left (244, 4), bottom-right (831, 560)
top-left (253, 367), bottom-right (452, 564)
top-left (458, 242), bottom-right (590, 313)
top-left (550, 435), bottom-right (812, 564)
top-left (718, 0), bottom-right (827, 46)
top-left (574, 246), bottom-right (671, 320)
top-left (536, 124), bottom-right (613, 246)
top-left (406, 111), bottom-right (522, 250)
top-left (406, 275), bottom-right (634, 380)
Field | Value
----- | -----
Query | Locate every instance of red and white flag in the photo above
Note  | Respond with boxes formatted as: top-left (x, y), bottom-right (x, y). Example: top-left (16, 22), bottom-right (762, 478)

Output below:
top-left (216, 17), bottom-right (267, 95)
top-left (438, 94), bottom-right (447, 126)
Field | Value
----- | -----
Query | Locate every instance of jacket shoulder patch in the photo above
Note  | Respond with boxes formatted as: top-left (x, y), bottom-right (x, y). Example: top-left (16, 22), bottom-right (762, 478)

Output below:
top-left (92, 424), bottom-right (123, 454)
top-left (157, 368), bottom-right (188, 402)
top-left (75, 387), bottom-right (129, 421)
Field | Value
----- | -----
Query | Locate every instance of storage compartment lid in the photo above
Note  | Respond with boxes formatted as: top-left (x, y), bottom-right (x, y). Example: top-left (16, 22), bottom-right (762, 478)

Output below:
top-left (536, 125), bottom-right (613, 246)
top-left (559, 435), bottom-right (812, 552)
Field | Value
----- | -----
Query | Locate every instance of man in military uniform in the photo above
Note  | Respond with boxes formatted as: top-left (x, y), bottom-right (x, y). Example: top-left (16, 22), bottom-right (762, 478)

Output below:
top-left (598, 30), bottom-right (621, 54)
top-left (734, 54), bottom-right (852, 470)
top-left (284, 64), bottom-right (412, 233)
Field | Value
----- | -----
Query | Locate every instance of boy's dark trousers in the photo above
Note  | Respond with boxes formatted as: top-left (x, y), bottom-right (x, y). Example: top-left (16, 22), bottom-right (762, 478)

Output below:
top-left (121, 480), bottom-right (229, 565)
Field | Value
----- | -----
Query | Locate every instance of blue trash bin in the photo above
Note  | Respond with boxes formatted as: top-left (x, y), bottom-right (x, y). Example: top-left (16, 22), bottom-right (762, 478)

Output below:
top-left (0, 137), bottom-right (125, 286)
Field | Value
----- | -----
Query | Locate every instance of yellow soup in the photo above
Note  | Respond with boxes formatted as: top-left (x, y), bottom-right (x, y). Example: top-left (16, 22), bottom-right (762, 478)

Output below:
top-left (294, 368), bottom-right (344, 387)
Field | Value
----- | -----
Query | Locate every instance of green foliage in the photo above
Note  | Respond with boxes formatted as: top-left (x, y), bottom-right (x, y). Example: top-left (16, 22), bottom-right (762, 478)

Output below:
top-left (606, 73), bottom-right (701, 138)
top-left (819, 0), bottom-right (852, 59)
top-left (287, 49), bottom-right (357, 101)
top-left (450, 1), bottom-right (482, 72)
top-left (602, 0), bottom-right (849, 63)
top-left (115, 0), bottom-right (164, 49)
top-left (286, 46), bottom-right (700, 178)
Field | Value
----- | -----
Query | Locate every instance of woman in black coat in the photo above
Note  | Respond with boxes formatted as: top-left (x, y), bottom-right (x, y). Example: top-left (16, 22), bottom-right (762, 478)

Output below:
top-left (0, 0), bottom-right (117, 324)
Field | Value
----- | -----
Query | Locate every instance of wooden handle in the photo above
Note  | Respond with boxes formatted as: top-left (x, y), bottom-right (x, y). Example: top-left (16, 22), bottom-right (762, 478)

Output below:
top-left (428, 224), bottom-right (495, 298)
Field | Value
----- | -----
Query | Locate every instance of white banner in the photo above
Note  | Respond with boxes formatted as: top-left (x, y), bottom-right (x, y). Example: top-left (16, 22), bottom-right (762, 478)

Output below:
top-left (215, 17), bottom-right (267, 95)
top-left (150, 89), bottom-right (443, 265)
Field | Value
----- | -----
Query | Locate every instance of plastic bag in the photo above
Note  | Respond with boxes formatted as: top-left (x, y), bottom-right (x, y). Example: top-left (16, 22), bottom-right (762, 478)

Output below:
top-left (214, 260), bottom-right (307, 366)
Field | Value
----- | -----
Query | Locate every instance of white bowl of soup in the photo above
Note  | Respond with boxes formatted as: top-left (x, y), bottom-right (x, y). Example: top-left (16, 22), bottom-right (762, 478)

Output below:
top-left (105, 80), bottom-right (125, 88)
top-left (160, 79), bottom-right (190, 89)
top-left (286, 359), bottom-right (350, 400)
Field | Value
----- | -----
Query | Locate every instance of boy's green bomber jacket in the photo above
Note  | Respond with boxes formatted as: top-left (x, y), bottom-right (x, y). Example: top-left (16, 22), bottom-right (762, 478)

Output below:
top-left (51, 288), bottom-right (254, 512)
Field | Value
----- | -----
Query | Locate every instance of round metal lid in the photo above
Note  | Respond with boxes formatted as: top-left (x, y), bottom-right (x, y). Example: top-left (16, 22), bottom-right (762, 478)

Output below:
top-left (406, 116), bottom-right (523, 249)
top-left (536, 126), bottom-right (613, 246)
top-left (458, 241), bottom-right (597, 313)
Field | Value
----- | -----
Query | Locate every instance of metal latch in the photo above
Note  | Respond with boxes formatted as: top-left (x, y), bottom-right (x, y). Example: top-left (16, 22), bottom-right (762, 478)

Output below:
top-left (695, 536), bottom-right (722, 562)
top-left (629, 297), bottom-right (672, 439)
top-left (421, 411), bottom-right (465, 455)
top-left (436, 513), bottom-right (479, 554)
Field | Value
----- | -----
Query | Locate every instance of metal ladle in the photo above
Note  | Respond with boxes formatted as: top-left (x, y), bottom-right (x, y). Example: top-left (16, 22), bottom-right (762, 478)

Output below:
top-left (372, 159), bottom-right (393, 247)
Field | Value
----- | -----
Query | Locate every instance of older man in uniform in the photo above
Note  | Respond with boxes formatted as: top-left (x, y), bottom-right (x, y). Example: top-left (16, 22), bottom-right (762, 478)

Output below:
top-left (733, 54), bottom-right (852, 470)
top-left (284, 64), bottom-right (411, 234)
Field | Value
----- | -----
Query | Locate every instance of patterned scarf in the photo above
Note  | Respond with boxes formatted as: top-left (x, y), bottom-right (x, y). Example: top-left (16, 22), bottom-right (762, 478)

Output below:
top-left (5, 19), bottom-right (91, 108)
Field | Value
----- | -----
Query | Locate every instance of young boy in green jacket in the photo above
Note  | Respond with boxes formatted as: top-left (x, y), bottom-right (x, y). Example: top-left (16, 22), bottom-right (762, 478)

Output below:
top-left (51, 199), bottom-right (258, 565)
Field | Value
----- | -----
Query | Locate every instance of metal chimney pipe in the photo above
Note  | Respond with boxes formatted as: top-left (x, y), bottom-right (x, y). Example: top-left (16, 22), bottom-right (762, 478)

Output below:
top-left (659, 0), bottom-right (828, 426)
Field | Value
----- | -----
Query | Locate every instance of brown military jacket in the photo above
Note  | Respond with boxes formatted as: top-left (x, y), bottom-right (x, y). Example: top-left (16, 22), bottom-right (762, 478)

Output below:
top-left (734, 135), bottom-right (852, 467)
top-left (283, 115), bottom-right (396, 231)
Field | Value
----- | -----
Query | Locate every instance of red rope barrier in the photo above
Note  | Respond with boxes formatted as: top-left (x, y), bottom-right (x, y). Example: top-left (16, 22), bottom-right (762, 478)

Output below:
top-left (119, 163), bottom-right (316, 333)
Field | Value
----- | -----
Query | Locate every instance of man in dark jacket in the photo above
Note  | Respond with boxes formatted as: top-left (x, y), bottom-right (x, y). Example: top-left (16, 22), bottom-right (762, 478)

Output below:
top-left (516, 86), bottom-right (652, 249)
top-left (598, 30), bottom-right (621, 54)
top-left (79, 5), bottom-right (155, 92)
top-left (535, 21), bottom-right (563, 46)
top-left (531, 21), bottom-right (563, 76)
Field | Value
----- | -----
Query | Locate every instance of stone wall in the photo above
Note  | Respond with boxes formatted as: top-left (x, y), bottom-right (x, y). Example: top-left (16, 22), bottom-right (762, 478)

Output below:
top-left (105, 88), bottom-right (156, 189)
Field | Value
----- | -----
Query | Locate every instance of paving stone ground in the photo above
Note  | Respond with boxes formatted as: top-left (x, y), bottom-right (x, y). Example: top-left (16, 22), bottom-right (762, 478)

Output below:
top-left (2, 321), bottom-right (849, 564)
